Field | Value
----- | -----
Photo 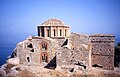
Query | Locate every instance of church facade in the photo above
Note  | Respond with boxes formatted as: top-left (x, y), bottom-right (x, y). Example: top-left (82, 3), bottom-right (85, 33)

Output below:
top-left (12, 18), bottom-right (115, 71)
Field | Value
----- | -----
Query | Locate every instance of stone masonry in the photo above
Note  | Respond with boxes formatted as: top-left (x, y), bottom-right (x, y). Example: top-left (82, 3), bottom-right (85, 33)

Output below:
top-left (10, 18), bottom-right (115, 71)
top-left (89, 34), bottom-right (115, 70)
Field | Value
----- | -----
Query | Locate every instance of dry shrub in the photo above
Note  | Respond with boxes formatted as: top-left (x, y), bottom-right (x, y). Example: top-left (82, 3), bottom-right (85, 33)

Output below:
top-left (6, 64), bottom-right (15, 69)
top-left (70, 74), bottom-right (94, 77)
top-left (50, 70), bottom-right (69, 77)
top-left (94, 72), bottom-right (120, 77)
top-left (16, 69), bottom-right (38, 77)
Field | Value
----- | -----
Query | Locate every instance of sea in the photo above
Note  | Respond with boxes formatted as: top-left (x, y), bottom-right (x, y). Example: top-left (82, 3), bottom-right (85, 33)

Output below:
top-left (0, 34), bottom-right (30, 66)
top-left (0, 43), bottom-right (15, 66)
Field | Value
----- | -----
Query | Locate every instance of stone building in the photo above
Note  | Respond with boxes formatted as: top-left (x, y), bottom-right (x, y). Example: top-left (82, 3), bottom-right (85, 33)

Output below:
top-left (11, 18), bottom-right (115, 71)
top-left (37, 18), bottom-right (70, 38)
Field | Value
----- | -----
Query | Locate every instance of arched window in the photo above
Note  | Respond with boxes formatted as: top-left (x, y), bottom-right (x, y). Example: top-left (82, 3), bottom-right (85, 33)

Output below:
top-left (65, 29), bottom-right (67, 36)
top-left (41, 42), bottom-right (47, 50)
top-left (41, 53), bottom-right (48, 63)
top-left (54, 29), bottom-right (56, 36)
top-left (60, 29), bottom-right (62, 36)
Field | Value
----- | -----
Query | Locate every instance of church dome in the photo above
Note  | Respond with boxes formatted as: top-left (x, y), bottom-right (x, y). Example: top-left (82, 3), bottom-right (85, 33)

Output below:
top-left (41, 18), bottom-right (67, 26)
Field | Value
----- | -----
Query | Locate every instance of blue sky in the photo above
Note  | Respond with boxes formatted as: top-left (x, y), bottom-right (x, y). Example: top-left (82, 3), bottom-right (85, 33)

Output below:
top-left (0, 0), bottom-right (120, 44)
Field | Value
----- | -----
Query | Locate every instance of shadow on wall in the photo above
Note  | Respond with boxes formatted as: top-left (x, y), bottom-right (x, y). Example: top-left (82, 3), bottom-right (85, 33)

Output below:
top-left (61, 39), bottom-right (68, 47)
top-left (44, 56), bottom-right (56, 69)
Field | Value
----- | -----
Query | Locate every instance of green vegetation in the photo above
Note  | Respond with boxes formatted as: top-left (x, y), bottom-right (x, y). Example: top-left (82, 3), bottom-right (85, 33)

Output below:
top-left (114, 42), bottom-right (120, 67)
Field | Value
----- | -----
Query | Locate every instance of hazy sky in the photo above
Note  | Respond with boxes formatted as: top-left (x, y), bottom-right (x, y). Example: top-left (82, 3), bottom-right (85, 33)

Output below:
top-left (0, 0), bottom-right (120, 43)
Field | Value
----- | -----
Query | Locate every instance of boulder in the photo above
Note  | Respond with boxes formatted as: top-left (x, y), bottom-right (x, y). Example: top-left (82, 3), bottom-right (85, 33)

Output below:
top-left (7, 57), bottom-right (19, 65)
top-left (55, 65), bottom-right (61, 71)
top-left (1, 64), bottom-right (7, 69)
top-left (0, 68), bottom-right (6, 77)
top-left (6, 66), bottom-right (21, 77)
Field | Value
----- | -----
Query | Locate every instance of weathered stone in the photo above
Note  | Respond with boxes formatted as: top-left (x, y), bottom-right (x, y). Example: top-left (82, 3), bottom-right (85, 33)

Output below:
top-left (90, 34), bottom-right (115, 70)
top-left (0, 68), bottom-right (6, 77)
top-left (7, 57), bottom-right (20, 65)
top-left (1, 18), bottom-right (115, 74)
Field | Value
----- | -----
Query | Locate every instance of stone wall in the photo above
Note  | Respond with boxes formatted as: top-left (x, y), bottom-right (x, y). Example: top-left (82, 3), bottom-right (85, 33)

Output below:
top-left (90, 34), bottom-right (115, 70)
top-left (13, 36), bottom-right (59, 67)
top-left (56, 33), bottom-right (90, 71)
top-left (11, 33), bottom-right (115, 71)
top-left (32, 37), bottom-right (59, 65)
top-left (70, 33), bottom-right (90, 68)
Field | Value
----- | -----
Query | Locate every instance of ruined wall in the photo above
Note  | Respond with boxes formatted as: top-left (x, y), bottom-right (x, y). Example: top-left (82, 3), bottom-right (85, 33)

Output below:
top-left (57, 47), bottom-right (72, 66)
top-left (90, 34), bottom-right (115, 70)
top-left (13, 36), bottom-right (59, 66)
top-left (70, 33), bottom-right (90, 68)
top-left (12, 33), bottom-right (115, 71)
top-left (56, 33), bottom-right (90, 71)
top-left (14, 40), bottom-right (33, 64)
top-left (32, 37), bottom-right (59, 65)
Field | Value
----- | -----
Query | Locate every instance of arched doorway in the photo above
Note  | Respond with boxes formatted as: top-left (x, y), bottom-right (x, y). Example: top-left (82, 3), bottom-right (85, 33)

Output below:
top-left (40, 52), bottom-right (48, 63)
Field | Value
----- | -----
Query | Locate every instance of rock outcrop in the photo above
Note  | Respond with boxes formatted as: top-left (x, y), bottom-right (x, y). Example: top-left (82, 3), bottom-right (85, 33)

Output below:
top-left (6, 57), bottom-right (20, 65)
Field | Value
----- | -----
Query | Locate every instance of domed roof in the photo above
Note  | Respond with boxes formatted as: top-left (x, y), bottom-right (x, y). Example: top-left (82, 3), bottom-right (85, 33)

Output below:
top-left (41, 18), bottom-right (67, 26)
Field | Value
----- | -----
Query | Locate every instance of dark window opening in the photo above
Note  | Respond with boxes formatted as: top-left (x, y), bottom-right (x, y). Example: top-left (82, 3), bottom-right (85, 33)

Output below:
top-left (45, 56), bottom-right (48, 62)
top-left (60, 29), bottom-right (62, 36)
top-left (31, 49), bottom-right (34, 52)
top-left (27, 57), bottom-right (30, 62)
top-left (41, 27), bottom-right (45, 37)
top-left (109, 49), bottom-right (111, 51)
top-left (73, 48), bottom-right (75, 50)
top-left (42, 42), bottom-right (47, 50)
top-left (42, 54), bottom-right (48, 62)
top-left (38, 27), bottom-right (40, 36)
top-left (47, 29), bottom-right (50, 37)
top-left (65, 29), bottom-right (67, 36)
top-left (54, 29), bottom-right (56, 36)
top-left (70, 68), bottom-right (74, 72)
top-left (27, 43), bottom-right (33, 48)
top-left (42, 56), bottom-right (44, 61)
